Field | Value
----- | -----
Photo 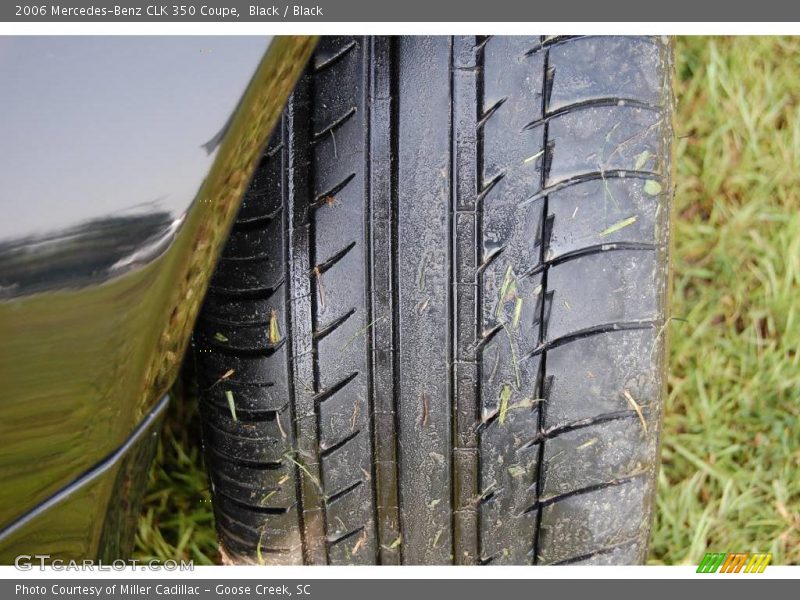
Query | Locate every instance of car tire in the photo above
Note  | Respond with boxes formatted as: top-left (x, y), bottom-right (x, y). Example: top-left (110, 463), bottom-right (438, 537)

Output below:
top-left (193, 35), bottom-right (673, 565)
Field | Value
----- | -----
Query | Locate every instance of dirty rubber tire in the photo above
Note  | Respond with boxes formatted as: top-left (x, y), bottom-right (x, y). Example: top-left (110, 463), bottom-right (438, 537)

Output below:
top-left (193, 35), bottom-right (673, 565)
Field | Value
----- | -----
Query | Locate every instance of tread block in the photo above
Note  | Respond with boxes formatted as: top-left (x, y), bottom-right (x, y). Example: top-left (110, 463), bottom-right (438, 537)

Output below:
top-left (194, 344), bottom-right (288, 387)
top-left (317, 374), bottom-right (367, 449)
top-left (547, 178), bottom-right (661, 260)
top-left (321, 431), bottom-right (370, 496)
top-left (236, 140), bottom-right (284, 222)
top-left (210, 254), bottom-right (278, 292)
top-left (215, 506), bottom-right (302, 549)
top-left (221, 225), bottom-right (275, 260)
top-left (482, 37), bottom-right (545, 270)
top-left (199, 380), bottom-right (288, 413)
top-left (536, 476), bottom-right (650, 564)
top-left (544, 328), bottom-right (660, 427)
top-left (200, 293), bottom-right (283, 326)
top-left (395, 35), bottom-right (454, 565)
top-left (548, 36), bottom-right (666, 111)
top-left (546, 105), bottom-right (664, 186)
top-left (541, 417), bottom-right (656, 498)
top-left (545, 251), bottom-right (660, 342)
top-left (202, 420), bottom-right (287, 463)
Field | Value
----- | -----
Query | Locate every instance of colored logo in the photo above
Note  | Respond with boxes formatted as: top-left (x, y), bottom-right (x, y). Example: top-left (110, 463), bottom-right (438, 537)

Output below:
top-left (697, 552), bottom-right (772, 573)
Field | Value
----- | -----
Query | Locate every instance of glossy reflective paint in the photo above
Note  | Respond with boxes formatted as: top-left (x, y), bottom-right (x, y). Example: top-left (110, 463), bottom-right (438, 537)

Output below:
top-left (0, 36), bottom-right (316, 556)
top-left (0, 396), bottom-right (168, 563)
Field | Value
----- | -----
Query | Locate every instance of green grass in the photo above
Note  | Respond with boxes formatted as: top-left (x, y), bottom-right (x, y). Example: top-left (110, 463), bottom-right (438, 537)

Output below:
top-left (133, 374), bottom-right (219, 564)
top-left (133, 36), bottom-right (800, 565)
top-left (649, 36), bottom-right (800, 565)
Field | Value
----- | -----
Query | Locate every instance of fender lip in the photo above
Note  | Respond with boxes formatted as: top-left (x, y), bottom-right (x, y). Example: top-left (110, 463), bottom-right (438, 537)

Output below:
top-left (0, 35), bottom-right (318, 538)
top-left (0, 394), bottom-right (169, 550)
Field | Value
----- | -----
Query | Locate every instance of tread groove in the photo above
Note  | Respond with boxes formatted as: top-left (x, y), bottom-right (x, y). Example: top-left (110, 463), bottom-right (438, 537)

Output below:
top-left (451, 35), bottom-right (482, 565)
top-left (521, 242), bottom-right (658, 278)
top-left (366, 35), bottom-right (401, 565)
top-left (203, 400), bottom-right (288, 423)
top-left (313, 173), bottom-right (357, 207)
top-left (201, 416), bottom-right (277, 443)
top-left (314, 40), bottom-right (358, 72)
top-left (521, 170), bottom-right (663, 206)
top-left (476, 245), bottom-right (506, 276)
top-left (207, 446), bottom-right (284, 470)
top-left (519, 409), bottom-right (643, 450)
top-left (383, 35), bottom-right (404, 565)
top-left (522, 97), bottom-right (661, 131)
top-left (473, 408), bottom-right (498, 435)
top-left (522, 471), bottom-right (649, 515)
top-left (198, 336), bottom-right (285, 358)
top-left (547, 537), bottom-right (640, 565)
top-left (206, 278), bottom-right (284, 301)
top-left (215, 488), bottom-right (296, 515)
top-left (477, 96), bottom-right (507, 129)
top-left (201, 378), bottom-right (275, 391)
top-left (524, 35), bottom-right (587, 56)
top-left (313, 241), bottom-right (357, 274)
top-left (530, 41), bottom-right (553, 565)
top-left (475, 323), bottom-right (503, 352)
top-left (312, 371), bottom-right (360, 404)
top-left (219, 252), bottom-right (272, 264)
top-left (476, 170), bottom-right (505, 204)
top-left (313, 308), bottom-right (357, 340)
top-left (197, 313), bottom-right (272, 328)
top-left (522, 320), bottom-right (657, 358)
top-left (210, 468), bottom-right (282, 493)
top-left (320, 430), bottom-right (361, 458)
top-left (327, 526), bottom-right (366, 546)
top-left (325, 480), bottom-right (365, 505)
top-left (285, 75), bottom-right (329, 565)
top-left (232, 206), bottom-right (284, 230)
top-left (313, 107), bottom-right (358, 142)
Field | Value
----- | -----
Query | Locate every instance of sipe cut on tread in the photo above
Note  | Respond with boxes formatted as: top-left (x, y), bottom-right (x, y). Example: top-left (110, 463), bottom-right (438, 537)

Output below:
top-left (193, 35), bottom-right (673, 565)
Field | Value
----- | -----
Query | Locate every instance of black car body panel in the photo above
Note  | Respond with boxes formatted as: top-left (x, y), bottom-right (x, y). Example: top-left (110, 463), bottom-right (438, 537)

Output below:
top-left (0, 35), bottom-right (316, 561)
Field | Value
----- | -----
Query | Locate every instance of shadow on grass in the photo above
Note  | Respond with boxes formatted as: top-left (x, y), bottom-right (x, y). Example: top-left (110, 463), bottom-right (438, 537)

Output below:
top-left (133, 358), bottom-right (219, 564)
